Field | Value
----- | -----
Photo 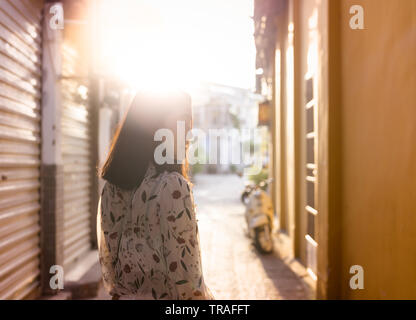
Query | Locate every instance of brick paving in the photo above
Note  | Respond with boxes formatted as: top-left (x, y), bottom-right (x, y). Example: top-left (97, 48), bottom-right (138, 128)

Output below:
top-left (94, 174), bottom-right (310, 300)
top-left (193, 174), bottom-right (309, 300)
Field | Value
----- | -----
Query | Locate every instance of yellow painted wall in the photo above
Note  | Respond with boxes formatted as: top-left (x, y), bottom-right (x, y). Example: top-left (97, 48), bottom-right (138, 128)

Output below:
top-left (339, 0), bottom-right (416, 299)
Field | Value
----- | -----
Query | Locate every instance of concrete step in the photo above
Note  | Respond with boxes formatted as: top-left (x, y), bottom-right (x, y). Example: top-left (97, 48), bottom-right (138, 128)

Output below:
top-left (64, 250), bottom-right (102, 299)
top-left (39, 290), bottom-right (72, 300)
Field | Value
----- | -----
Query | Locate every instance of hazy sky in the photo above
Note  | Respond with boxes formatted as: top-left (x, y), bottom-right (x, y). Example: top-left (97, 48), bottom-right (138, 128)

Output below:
top-left (99, 0), bottom-right (256, 90)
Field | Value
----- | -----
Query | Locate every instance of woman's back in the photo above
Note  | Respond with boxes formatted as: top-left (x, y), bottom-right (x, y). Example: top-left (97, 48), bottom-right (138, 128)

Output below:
top-left (97, 165), bottom-right (212, 300)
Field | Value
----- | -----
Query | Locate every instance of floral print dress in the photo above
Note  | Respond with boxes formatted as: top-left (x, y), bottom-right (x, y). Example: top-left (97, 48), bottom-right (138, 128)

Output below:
top-left (97, 165), bottom-right (213, 300)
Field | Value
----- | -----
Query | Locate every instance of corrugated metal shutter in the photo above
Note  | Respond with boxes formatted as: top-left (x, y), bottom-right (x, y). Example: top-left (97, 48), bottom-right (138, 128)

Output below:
top-left (61, 43), bottom-right (91, 268)
top-left (0, 0), bottom-right (43, 299)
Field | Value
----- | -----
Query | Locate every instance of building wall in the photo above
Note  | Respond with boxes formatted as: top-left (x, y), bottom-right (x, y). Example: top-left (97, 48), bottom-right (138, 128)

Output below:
top-left (338, 0), bottom-right (416, 299)
top-left (191, 83), bottom-right (261, 174)
top-left (281, 0), bottom-right (295, 240)
top-left (270, 0), bottom-right (416, 299)
top-left (276, 0), bottom-right (324, 276)
top-left (273, 0), bottom-right (317, 286)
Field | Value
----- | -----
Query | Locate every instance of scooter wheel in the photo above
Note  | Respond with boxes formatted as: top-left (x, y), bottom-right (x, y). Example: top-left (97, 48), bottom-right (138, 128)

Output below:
top-left (254, 225), bottom-right (274, 254)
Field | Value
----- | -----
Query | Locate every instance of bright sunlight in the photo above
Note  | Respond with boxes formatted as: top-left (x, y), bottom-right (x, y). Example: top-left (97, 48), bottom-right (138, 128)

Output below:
top-left (97, 0), bottom-right (255, 91)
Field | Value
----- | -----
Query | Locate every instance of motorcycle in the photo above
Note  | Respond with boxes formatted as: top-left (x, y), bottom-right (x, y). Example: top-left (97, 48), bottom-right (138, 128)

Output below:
top-left (241, 179), bottom-right (269, 204)
top-left (242, 178), bottom-right (274, 254)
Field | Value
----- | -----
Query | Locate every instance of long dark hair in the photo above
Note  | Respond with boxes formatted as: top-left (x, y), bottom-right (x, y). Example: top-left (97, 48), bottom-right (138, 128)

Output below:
top-left (99, 90), bottom-right (192, 190)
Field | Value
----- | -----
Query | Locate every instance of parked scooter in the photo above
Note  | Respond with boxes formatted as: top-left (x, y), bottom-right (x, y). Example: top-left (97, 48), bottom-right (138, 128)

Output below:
top-left (241, 179), bottom-right (269, 204)
top-left (242, 179), bottom-right (274, 254)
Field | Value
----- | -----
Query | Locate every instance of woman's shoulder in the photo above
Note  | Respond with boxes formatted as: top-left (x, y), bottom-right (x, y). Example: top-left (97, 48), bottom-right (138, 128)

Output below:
top-left (131, 171), bottom-right (191, 204)
top-left (142, 171), bottom-right (192, 203)
top-left (101, 181), bottom-right (133, 202)
top-left (158, 171), bottom-right (191, 192)
top-left (101, 181), bottom-right (110, 198)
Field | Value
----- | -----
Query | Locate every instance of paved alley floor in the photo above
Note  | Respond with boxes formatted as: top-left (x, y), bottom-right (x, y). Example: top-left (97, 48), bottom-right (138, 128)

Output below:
top-left (193, 174), bottom-right (309, 300)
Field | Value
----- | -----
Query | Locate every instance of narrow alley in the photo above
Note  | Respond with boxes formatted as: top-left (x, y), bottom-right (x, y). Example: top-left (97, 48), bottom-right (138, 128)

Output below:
top-left (0, 0), bottom-right (414, 302)
top-left (193, 174), bottom-right (310, 300)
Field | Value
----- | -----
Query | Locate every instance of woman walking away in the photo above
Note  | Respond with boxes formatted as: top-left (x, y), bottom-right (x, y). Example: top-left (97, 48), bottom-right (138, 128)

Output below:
top-left (97, 91), bottom-right (213, 300)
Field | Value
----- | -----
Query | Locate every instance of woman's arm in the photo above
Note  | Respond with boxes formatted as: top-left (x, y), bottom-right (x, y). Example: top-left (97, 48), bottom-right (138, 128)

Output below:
top-left (158, 173), bottom-right (213, 300)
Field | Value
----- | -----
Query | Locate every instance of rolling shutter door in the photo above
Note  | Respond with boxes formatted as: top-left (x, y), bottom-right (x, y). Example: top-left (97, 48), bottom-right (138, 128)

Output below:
top-left (61, 43), bottom-right (91, 268)
top-left (0, 0), bottom-right (43, 299)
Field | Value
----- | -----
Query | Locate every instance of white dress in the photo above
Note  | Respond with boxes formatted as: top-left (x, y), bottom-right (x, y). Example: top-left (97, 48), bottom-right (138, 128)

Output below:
top-left (97, 165), bottom-right (213, 300)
